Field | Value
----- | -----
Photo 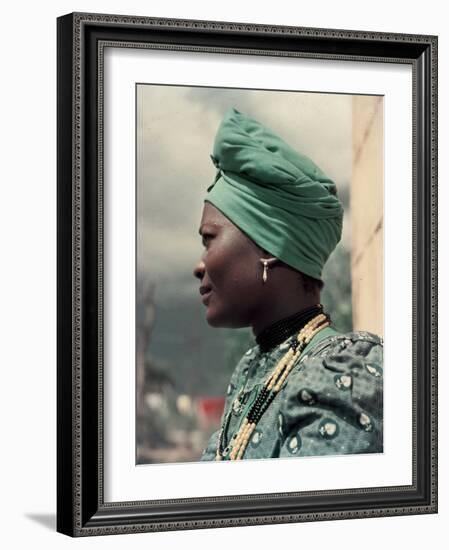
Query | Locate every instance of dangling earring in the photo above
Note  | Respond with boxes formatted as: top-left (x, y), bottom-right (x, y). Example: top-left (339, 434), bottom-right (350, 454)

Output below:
top-left (262, 260), bottom-right (268, 283)
top-left (259, 257), bottom-right (277, 283)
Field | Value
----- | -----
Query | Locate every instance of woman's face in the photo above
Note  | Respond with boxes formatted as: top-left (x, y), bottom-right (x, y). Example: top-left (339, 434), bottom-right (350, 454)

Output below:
top-left (193, 202), bottom-right (266, 328)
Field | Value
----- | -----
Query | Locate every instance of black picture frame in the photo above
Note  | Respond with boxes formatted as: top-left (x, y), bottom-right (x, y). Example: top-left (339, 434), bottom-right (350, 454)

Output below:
top-left (57, 12), bottom-right (438, 537)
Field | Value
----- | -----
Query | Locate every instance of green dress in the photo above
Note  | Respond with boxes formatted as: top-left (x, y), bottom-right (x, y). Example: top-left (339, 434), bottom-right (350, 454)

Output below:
top-left (200, 327), bottom-right (383, 461)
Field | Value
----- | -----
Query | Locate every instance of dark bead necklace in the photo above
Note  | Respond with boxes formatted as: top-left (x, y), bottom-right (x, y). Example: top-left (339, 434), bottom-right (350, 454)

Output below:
top-left (255, 304), bottom-right (325, 352)
top-left (216, 311), bottom-right (330, 460)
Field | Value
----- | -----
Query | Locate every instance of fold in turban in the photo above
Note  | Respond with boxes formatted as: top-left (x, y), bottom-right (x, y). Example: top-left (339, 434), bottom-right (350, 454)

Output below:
top-left (204, 107), bottom-right (344, 281)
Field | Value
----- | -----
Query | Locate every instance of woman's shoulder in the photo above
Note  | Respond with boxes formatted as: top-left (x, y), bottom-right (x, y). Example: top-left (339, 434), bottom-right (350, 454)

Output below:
top-left (310, 328), bottom-right (382, 350)
top-left (277, 328), bottom-right (383, 456)
top-left (303, 329), bottom-right (383, 367)
top-left (280, 327), bottom-right (383, 418)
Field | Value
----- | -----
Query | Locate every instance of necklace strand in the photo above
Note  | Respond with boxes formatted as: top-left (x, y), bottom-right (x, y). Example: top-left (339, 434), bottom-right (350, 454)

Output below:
top-left (255, 304), bottom-right (323, 352)
top-left (216, 312), bottom-right (330, 461)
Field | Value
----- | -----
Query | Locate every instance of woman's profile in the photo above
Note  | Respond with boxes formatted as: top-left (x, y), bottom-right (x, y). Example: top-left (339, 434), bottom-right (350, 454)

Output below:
top-left (193, 107), bottom-right (383, 461)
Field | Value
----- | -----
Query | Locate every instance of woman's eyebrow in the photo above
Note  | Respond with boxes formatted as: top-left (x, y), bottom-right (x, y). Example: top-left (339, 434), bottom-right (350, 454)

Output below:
top-left (199, 222), bottom-right (220, 235)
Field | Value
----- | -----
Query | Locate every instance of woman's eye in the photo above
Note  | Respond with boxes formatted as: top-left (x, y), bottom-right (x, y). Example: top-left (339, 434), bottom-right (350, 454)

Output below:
top-left (202, 234), bottom-right (213, 246)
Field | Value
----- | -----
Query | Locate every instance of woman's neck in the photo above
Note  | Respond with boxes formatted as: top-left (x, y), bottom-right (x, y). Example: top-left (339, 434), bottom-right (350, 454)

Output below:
top-left (251, 291), bottom-right (321, 337)
top-left (254, 303), bottom-right (324, 352)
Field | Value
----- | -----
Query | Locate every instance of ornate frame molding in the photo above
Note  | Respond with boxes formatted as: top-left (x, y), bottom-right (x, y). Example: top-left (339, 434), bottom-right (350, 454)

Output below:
top-left (57, 12), bottom-right (437, 536)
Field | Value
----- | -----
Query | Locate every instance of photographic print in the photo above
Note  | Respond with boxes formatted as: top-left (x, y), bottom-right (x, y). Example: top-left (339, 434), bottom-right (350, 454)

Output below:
top-left (136, 85), bottom-right (384, 464)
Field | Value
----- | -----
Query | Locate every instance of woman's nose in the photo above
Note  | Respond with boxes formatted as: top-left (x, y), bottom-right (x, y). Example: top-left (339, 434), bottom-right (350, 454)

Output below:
top-left (193, 259), bottom-right (205, 281)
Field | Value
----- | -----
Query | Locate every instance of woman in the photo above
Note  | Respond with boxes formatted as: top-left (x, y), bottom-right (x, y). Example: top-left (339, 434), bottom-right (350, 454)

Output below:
top-left (193, 108), bottom-right (383, 461)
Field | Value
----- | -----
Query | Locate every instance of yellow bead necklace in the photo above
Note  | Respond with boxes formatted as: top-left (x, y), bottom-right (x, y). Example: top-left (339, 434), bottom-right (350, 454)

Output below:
top-left (215, 312), bottom-right (329, 461)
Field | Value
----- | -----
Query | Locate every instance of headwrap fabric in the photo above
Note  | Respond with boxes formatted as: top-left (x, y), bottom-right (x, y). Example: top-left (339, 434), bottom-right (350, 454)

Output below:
top-left (205, 108), bottom-right (344, 281)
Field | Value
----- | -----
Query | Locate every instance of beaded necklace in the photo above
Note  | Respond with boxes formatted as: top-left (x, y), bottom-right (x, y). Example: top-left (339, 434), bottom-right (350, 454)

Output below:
top-left (215, 312), bottom-right (330, 461)
top-left (256, 304), bottom-right (323, 352)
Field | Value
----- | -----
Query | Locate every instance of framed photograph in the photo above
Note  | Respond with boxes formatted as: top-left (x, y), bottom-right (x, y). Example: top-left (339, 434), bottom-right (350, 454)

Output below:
top-left (57, 12), bottom-right (437, 536)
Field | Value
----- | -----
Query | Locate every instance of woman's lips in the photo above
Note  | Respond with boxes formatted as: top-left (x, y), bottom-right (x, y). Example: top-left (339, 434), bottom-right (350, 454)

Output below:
top-left (200, 286), bottom-right (213, 305)
top-left (201, 289), bottom-right (212, 305)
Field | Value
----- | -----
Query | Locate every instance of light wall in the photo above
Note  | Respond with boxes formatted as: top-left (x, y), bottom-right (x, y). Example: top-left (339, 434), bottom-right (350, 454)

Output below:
top-left (351, 96), bottom-right (384, 337)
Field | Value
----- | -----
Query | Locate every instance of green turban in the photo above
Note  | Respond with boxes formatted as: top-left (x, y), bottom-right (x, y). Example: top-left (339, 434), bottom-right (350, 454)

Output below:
top-left (204, 107), bottom-right (344, 281)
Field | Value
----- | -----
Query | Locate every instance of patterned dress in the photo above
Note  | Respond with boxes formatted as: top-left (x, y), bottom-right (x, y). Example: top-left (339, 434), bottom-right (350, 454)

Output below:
top-left (201, 327), bottom-right (383, 461)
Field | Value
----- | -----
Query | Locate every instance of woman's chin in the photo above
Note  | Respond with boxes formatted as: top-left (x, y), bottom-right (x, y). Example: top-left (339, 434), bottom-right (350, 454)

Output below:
top-left (204, 303), bottom-right (231, 328)
top-left (205, 306), bottom-right (247, 329)
top-left (205, 307), bottom-right (224, 327)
